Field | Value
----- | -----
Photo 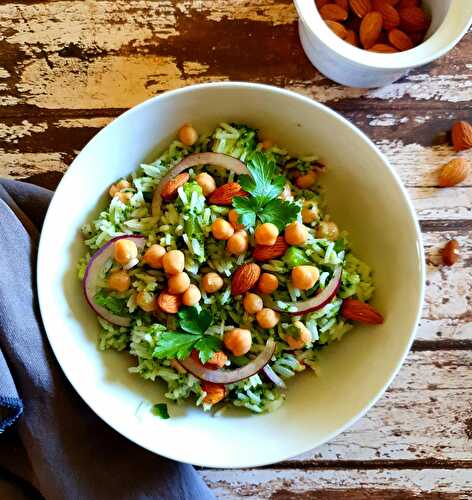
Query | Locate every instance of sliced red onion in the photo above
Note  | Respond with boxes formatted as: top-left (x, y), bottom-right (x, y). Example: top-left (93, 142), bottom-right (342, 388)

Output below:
top-left (123, 257), bottom-right (139, 271)
top-left (152, 152), bottom-right (249, 216)
top-left (83, 235), bottom-right (146, 326)
top-left (268, 266), bottom-right (342, 316)
top-left (262, 364), bottom-right (287, 389)
top-left (178, 338), bottom-right (276, 384)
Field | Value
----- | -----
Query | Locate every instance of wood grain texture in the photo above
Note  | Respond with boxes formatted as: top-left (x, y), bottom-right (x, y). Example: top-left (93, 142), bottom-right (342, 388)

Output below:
top-left (0, 1), bottom-right (470, 497)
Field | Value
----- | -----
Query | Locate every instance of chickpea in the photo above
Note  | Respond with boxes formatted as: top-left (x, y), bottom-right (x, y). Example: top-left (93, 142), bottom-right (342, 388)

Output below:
top-left (168, 272), bottom-right (191, 294)
top-left (202, 272), bottom-right (224, 294)
top-left (143, 244), bottom-right (166, 269)
top-left (256, 308), bottom-right (280, 329)
top-left (224, 328), bottom-right (252, 356)
top-left (284, 222), bottom-right (308, 246)
top-left (255, 223), bottom-right (279, 246)
top-left (109, 179), bottom-right (130, 197)
top-left (178, 123), bottom-right (198, 147)
top-left (261, 138), bottom-right (273, 150)
top-left (196, 172), bottom-right (216, 197)
top-left (114, 239), bottom-right (138, 265)
top-left (291, 265), bottom-right (320, 290)
top-left (228, 209), bottom-right (244, 230)
top-left (206, 351), bottom-right (228, 369)
top-left (295, 170), bottom-right (317, 189)
top-left (162, 250), bottom-right (185, 275)
top-left (243, 292), bottom-right (264, 315)
top-left (317, 221), bottom-right (339, 241)
top-left (182, 284), bottom-right (201, 306)
top-left (279, 183), bottom-right (292, 201)
top-left (212, 218), bottom-right (234, 241)
top-left (202, 382), bottom-right (226, 405)
top-left (301, 201), bottom-right (319, 224)
top-left (286, 321), bottom-right (312, 349)
top-left (108, 270), bottom-right (130, 292)
top-left (258, 273), bottom-right (279, 294)
top-left (226, 230), bottom-right (248, 255)
top-left (136, 291), bottom-right (156, 312)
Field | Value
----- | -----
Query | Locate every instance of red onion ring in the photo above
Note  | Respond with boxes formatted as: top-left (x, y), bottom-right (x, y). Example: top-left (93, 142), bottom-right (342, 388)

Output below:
top-left (152, 152), bottom-right (248, 217)
top-left (178, 338), bottom-right (276, 384)
top-left (267, 266), bottom-right (343, 316)
top-left (83, 235), bottom-right (146, 326)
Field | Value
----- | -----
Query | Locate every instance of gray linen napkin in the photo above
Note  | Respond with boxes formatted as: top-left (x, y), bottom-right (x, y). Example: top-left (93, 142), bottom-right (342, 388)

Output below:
top-left (0, 179), bottom-right (214, 500)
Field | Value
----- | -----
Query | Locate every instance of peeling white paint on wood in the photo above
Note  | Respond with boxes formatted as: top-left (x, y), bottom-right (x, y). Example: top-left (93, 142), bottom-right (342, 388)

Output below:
top-left (0, 152), bottom-right (67, 178)
top-left (201, 467), bottom-right (472, 498)
top-left (54, 117), bottom-right (113, 128)
top-left (0, 120), bottom-right (48, 142)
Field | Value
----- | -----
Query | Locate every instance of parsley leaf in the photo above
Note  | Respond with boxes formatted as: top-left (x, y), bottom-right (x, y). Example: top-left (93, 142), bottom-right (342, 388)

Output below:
top-left (178, 307), bottom-right (212, 335)
top-left (152, 403), bottom-right (170, 419)
top-left (194, 335), bottom-right (223, 364)
top-left (233, 152), bottom-right (300, 230)
top-left (153, 331), bottom-right (199, 360)
top-left (94, 291), bottom-right (127, 315)
top-left (259, 199), bottom-right (301, 231)
top-left (238, 152), bottom-right (285, 205)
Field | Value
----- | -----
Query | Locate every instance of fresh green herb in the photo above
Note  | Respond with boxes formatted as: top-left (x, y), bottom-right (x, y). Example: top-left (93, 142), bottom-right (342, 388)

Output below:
top-left (284, 247), bottom-right (311, 267)
top-left (153, 307), bottom-right (222, 364)
top-left (94, 291), bottom-right (128, 315)
top-left (233, 152), bottom-right (300, 230)
top-left (152, 403), bottom-right (170, 419)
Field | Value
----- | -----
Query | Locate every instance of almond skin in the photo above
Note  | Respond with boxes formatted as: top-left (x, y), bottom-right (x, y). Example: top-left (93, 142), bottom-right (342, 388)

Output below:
top-left (442, 240), bottom-right (460, 267)
top-left (438, 158), bottom-right (470, 187)
top-left (372, 0), bottom-right (400, 30)
top-left (231, 263), bottom-right (261, 296)
top-left (360, 11), bottom-right (383, 48)
top-left (399, 6), bottom-right (429, 32)
top-left (157, 291), bottom-right (182, 314)
top-left (388, 28), bottom-right (413, 50)
top-left (253, 236), bottom-right (289, 261)
top-left (397, 0), bottom-right (418, 7)
top-left (344, 29), bottom-right (359, 46)
top-left (335, 0), bottom-right (349, 10)
top-left (160, 173), bottom-right (190, 201)
top-left (208, 182), bottom-right (247, 205)
top-left (326, 20), bottom-right (348, 39)
top-left (315, 0), bottom-right (331, 8)
top-left (320, 3), bottom-right (349, 21)
top-left (451, 121), bottom-right (472, 152)
top-left (341, 299), bottom-right (384, 324)
top-left (369, 43), bottom-right (398, 53)
top-left (349, 0), bottom-right (372, 18)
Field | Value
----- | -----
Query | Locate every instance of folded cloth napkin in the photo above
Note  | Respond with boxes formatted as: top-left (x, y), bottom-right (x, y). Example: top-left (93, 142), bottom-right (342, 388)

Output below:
top-left (0, 179), bottom-right (214, 500)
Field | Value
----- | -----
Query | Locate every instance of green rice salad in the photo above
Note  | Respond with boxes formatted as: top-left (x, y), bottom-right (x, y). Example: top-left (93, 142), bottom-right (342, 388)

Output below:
top-left (78, 122), bottom-right (382, 415)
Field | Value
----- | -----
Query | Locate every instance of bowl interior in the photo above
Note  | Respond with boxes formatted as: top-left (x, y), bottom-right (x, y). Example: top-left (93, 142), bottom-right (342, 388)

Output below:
top-left (297, 0), bottom-right (472, 69)
top-left (38, 83), bottom-right (424, 468)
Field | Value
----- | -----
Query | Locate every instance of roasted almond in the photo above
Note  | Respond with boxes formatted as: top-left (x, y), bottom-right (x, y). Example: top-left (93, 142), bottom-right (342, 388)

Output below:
top-left (160, 173), bottom-right (189, 201)
top-left (157, 291), bottom-right (182, 314)
top-left (208, 182), bottom-right (247, 205)
top-left (386, 0), bottom-right (400, 4)
top-left (326, 20), bottom-right (348, 39)
top-left (388, 28), bottom-right (413, 50)
top-left (349, 0), bottom-right (372, 18)
top-left (372, 0), bottom-right (400, 30)
top-left (253, 236), bottom-right (289, 261)
top-left (360, 11), bottom-right (383, 48)
top-left (399, 6), bottom-right (429, 32)
top-left (315, 0), bottom-right (331, 8)
top-left (451, 121), bottom-right (472, 152)
top-left (335, 0), bottom-right (349, 10)
top-left (438, 158), bottom-right (470, 187)
top-left (369, 43), bottom-right (398, 52)
top-left (341, 299), bottom-right (384, 324)
top-left (231, 263), bottom-right (261, 296)
top-left (344, 29), bottom-right (360, 46)
top-left (397, 0), bottom-right (418, 7)
top-left (320, 3), bottom-right (349, 21)
top-left (442, 239), bottom-right (460, 267)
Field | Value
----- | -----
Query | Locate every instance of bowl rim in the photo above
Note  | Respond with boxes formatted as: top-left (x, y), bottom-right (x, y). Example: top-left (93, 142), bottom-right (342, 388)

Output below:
top-left (37, 81), bottom-right (426, 468)
top-left (294, 0), bottom-right (472, 70)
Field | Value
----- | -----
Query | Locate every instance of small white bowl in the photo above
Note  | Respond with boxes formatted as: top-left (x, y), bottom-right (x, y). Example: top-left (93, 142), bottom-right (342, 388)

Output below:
top-left (38, 82), bottom-right (424, 468)
top-left (294, 0), bottom-right (472, 88)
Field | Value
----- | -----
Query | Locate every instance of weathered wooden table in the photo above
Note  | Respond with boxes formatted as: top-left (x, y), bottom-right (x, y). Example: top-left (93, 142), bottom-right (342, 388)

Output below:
top-left (1, 1), bottom-right (470, 498)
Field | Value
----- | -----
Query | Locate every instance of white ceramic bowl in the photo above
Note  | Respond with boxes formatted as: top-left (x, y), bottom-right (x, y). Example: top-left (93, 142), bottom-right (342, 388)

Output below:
top-left (295, 0), bottom-right (472, 88)
top-left (38, 82), bottom-right (425, 468)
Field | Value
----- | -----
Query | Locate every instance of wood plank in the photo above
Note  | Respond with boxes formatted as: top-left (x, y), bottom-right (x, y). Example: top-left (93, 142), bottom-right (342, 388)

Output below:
top-left (200, 467), bottom-right (472, 499)
top-left (0, 2), bottom-right (469, 111)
